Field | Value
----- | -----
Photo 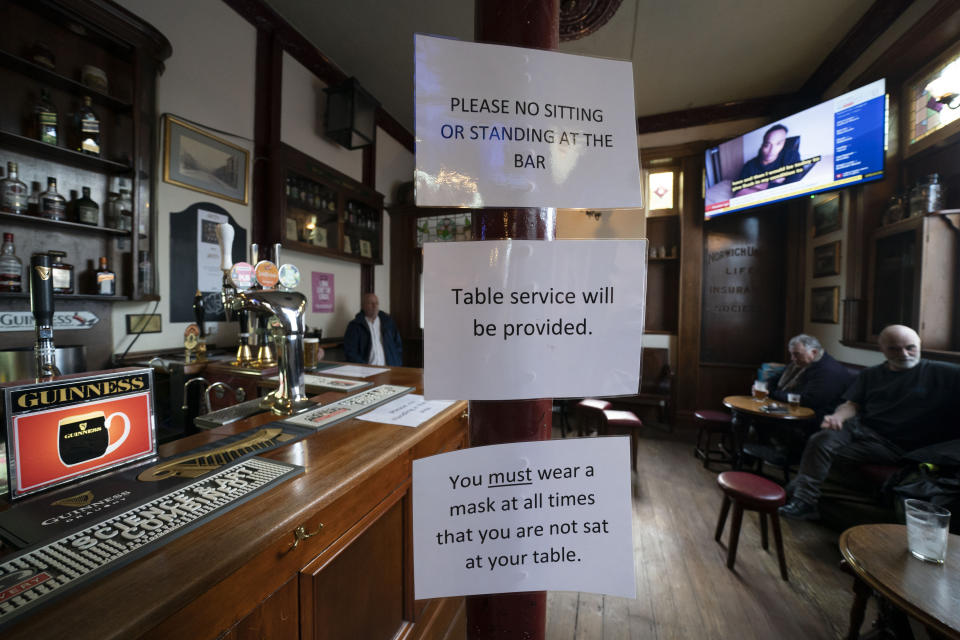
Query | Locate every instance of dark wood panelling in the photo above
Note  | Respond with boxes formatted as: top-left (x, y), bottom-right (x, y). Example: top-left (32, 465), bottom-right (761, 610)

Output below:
top-left (223, 0), bottom-right (414, 152)
top-left (676, 155), bottom-right (704, 412)
top-left (700, 210), bottom-right (788, 365)
top-left (696, 363), bottom-right (757, 410)
top-left (231, 578), bottom-right (299, 640)
top-left (799, 0), bottom-right (914, 100)
top-left (635, 95), bottom-right (789, 135)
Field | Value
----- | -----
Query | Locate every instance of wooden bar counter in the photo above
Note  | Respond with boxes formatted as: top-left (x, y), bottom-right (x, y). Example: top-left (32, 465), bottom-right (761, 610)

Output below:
top-left (2, 365), bottom-right (468, 640)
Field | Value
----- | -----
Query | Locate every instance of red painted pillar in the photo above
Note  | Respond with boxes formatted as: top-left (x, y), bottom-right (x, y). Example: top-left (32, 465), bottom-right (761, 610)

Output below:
top-left (467, 2), bottom-right (558, 639)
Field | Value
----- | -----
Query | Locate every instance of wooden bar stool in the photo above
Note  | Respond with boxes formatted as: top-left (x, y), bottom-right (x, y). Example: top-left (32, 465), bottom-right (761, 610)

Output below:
top-left (576, 398), bottom-right (611, 437)
top-left (714, 471), bottom-right (788, 581)
top-left (694, 409), bottom-right (733, 469)
top-left (602, 409), bottom-right (643, 471)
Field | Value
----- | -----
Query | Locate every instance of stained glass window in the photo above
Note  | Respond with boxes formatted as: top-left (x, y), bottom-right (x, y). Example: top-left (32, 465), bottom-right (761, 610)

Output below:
top-left (648, 171), bottom-right (674, 211)
top-left (415, 212), bottom-right (472, 247)
top-left (910, 51), bottom-right (960, 146)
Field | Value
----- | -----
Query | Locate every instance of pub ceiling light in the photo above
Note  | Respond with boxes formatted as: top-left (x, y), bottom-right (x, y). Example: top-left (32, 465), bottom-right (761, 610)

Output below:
top-left (924, 59), bottom-right (960, 110)
top-left (323, 77), bottom-right (379, 149)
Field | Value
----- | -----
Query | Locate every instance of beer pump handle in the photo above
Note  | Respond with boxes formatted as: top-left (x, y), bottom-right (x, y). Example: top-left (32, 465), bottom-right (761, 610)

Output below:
top-left (30, 254), bottom-right (54, 328)
top-left (193, 290), bottom-right (206, 337)
top-left (250, 243), bottom-right (259, 265)
top-left (238, 309), bottom-right (250, 334)
top-left (273, 243), bottom-right (282, 265)
top-left (216, 223), bottom-right (234, 272)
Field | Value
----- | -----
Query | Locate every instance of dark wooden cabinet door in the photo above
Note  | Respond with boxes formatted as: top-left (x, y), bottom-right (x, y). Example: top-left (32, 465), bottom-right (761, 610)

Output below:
top-left (223, 578), bottom-right (299, 640)
top-left (300, 489), bottom-right (406, 640)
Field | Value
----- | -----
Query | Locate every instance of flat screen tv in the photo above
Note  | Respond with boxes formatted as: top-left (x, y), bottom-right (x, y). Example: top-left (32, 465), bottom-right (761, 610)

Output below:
top-left (704, 79), bottom-right (886, 219)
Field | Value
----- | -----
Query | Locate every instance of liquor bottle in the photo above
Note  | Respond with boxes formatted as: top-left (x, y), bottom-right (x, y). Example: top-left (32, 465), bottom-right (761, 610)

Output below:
top-left (49, 251), bottom-right (74, 294)
top-left (73, 96), bottom-right (101, 156)
top-left (34, 88), bottom-right (58, 145)
top-left (95, 256), bottom-right (116, 295)
top-left (104, 191), bottom-right (121, 229)
top-left (27, 181), bottom-right (41, 216)
top-left (138, 251), bottom-right (153, 296)
top-left (40, 176), bottom-right (66, 221)
top-left (75, 186), bottom-right (99, 225)
top-left (0, 233), bottom-right (23, 292)
top-left (1, 161), bottom-right (28, 214)
top-left (116, 188), bottom-right (133, 231)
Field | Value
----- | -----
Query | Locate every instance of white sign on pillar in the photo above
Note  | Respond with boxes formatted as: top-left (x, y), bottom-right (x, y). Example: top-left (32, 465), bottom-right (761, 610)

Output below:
top-left (413, 437), bottom-right (637, 600)
top-left (414, 34), bottom-right (642, 209)
top-left (423, 239), bottom-right (646, 401)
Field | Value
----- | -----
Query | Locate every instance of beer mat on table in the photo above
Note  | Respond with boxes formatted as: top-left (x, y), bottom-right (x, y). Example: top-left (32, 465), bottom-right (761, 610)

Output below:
top-left (0, 423), bottom-right (315, 548)
top-left (283, 384), bottom-right (414, 430)
top-left (0, 457), bottom-right (302, 630)
top-left (307, 362), bottom-right (338, 373)
top-left (265, 373), bottom-right (373, 393)
top-left (760, 404), bottom-right (789, 414)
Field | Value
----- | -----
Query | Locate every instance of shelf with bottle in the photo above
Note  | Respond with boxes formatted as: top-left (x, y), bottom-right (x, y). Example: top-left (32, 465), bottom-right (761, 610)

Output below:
top-left (0, 130), bottom-right (131, 174)
top-left (0, 50), bottom-right (133, 113)
top-left (274, 145), bottom-right (385, 265)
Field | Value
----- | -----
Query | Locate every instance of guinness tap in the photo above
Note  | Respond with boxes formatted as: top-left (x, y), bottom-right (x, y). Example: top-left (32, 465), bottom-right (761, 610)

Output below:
top-left (30, 253), bottom-right (61, 378)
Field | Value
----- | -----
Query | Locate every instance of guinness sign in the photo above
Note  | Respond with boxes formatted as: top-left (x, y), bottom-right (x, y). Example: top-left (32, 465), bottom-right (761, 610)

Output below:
top-left (3, 367), bottom-right (156, 499)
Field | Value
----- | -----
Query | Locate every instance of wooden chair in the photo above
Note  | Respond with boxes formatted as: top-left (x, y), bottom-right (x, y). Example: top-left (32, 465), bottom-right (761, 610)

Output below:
top-left (606, 347), bottom-right (674, 427)
top-left (715, 471), bottom-right (789, 581)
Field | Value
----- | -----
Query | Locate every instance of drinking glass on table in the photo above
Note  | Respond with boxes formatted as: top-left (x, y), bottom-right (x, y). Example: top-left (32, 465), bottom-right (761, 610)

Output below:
top-left (752, 380), bottom-right (768, 403)
top-left (787, 393), bottom-right (801, 410)
top-left (905, 499), bottom-right (950, 564)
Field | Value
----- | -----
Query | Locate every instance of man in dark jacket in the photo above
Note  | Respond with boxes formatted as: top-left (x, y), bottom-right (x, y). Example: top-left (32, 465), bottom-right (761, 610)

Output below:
top-left (770, 334), bottom-right (852, 422)
top-left (344, 293), bottom-right (402, 366)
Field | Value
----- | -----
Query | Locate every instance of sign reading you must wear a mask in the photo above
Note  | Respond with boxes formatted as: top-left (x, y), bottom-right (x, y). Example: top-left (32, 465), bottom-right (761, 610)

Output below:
top-left (414, 34), bottom-right (642, 209)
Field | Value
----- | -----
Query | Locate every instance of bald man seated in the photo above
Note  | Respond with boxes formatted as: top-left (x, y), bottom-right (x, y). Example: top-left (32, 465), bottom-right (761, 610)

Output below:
top-left (780, 325), bottom-right (960, 520)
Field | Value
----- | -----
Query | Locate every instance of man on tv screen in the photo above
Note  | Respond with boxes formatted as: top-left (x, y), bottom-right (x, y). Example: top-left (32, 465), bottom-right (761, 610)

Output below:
top-left (733, 124), bottom-right (803, 196)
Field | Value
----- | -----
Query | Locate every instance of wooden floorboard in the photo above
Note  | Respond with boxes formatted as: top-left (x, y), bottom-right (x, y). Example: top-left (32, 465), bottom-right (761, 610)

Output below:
top-left (546, 422), bottom-right (873, 639)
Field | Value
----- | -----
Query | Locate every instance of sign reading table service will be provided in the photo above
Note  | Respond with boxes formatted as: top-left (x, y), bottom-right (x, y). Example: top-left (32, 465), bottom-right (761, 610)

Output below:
top-left (414, 34), bottom-right (642, 209)
top-left (413, 437), bottom-right (636, 600)
top-left (423, 239), bottom-right (646, 401)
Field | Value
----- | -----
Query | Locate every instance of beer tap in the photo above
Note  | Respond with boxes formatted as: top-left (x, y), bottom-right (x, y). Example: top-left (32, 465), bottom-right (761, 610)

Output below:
top-left (250, 243), bottom-right (277, 368)
top-left (192, 290), bottom-right (208, 362)
top-left (30, 253), bottom-right (60, 379)
top-left (216, 223), bottom-right (310, 415)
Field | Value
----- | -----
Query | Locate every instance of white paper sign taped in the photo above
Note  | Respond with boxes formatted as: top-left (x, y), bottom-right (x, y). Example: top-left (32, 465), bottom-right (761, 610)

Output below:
top-left (423, 239), bottom-right (646, 400)
top-left (413, 437), bottom-right (636, 600)
top-left (414, 34), bottom-right (642, 209)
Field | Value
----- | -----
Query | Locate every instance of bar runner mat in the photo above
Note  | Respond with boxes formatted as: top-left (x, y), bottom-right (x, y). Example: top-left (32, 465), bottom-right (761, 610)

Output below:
top-left (0, 457), bottom-right (303, 630)
top-left (0, 423), bottom-right (315, 548)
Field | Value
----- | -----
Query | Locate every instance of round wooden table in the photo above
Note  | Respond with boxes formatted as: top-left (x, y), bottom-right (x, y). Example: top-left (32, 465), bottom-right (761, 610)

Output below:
top-left (722, 395), bottom-right (814, 420)
top-left (840, 523), bottom-right (960, 639)
top-left (722, 396), bottom-right (815, 474)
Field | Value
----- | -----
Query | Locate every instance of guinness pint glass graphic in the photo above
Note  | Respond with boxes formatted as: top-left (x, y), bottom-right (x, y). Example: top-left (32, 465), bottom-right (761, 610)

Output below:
top-left (57, 411), bottom-right (130, 466)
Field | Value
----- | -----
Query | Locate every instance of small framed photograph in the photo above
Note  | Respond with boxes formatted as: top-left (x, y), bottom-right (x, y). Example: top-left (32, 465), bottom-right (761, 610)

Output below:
top-left (343, 235), bottom-right (352, 254)
top-left (359, 239), bottom-right (372, 258)
top-left (812, 194), bottom-right (842, 237)
top-left (810, 286), bottom-right (840, 323)
top-left (812, 241), bottom-right (841, 278)
top-left (163, 115), bottom-right (249, 204)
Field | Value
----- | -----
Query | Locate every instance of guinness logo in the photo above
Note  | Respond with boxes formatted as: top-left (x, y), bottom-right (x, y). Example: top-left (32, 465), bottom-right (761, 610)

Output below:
top-left (52, 490), bottom-right (94, 508)
top-left (79, 422), bottom-right (87, 431)
top-left (34, 266), bottom-right (51, 280)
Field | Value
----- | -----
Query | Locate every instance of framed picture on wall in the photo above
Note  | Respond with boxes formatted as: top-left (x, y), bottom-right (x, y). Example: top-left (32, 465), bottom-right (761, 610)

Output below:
top-left (163, 115), bottom-right (249, 204)
top-left (810, 286), bottom-right (840, 323)
top-left (812, 194), bottom-right (842, 237)
top-left (812, 241), bottom-right (841, 277)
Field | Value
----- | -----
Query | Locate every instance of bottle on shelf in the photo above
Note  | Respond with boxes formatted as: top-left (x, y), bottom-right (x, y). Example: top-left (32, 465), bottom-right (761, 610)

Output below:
top-left (75, 186), bottom-right (100, 225)
top-left (1, 162), bottom-right (28, 214)
top-left (40, 176), bottom-right (66, 221)
top-left (48, 250), bottom-right (74, 294)
top-left (27, 181), bottom-right (42, 216)
top-left (104, 191), bottom-right (121, 229)
top-left (138, 250), bottom-right (153, 296)
top-left (34, 88), bottom-right (59, 145)
top-left (0, 233), bottom-right (24, 292)
top-left (116, 188), bottom-right (133, 231)
top-left (95, 256), bottom-right (116, 295)
top-left (73, 96), bottom-right (101, 157)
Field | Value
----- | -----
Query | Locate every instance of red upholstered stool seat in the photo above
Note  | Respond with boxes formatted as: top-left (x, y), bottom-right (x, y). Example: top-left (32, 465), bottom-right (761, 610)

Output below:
top-left (693, 409), bottom-right (733, 469)
top-left (576, 399), bottom-right (612, 437)
top-left (714, 471), bottom-right (788, 580)
top-left (602, 409), bottom-right (643, 472)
